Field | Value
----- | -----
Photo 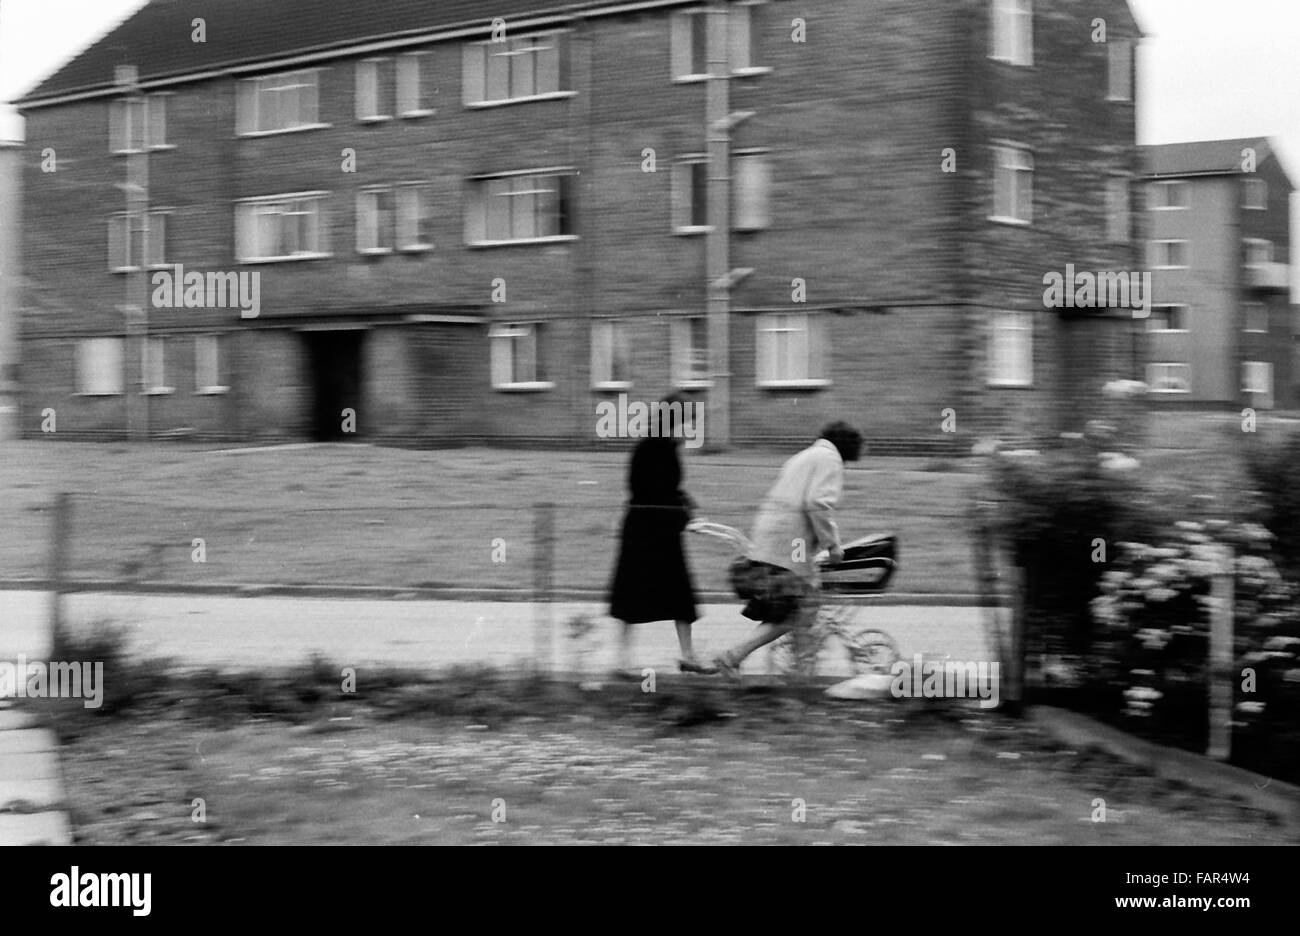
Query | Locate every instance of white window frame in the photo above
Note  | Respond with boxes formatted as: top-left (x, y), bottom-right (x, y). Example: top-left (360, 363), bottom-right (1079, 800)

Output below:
top-left (236, 70), bottom-right (325, 136)
top-left (465, 170), bottom-right (576, 246)
top-left (673, 156), bottom-right (711, 234)
top-left (110, 94), bottom-right (171, 154)
top-left (1149, 239), bottom-right (1190, 270)
top-left (730, 1), bottom-right (771, 76)
top-left (396, 183), bottom-right (434, 251)
top-left (108, 209), bottom-right (168, 273)
top-left (990, 0), bottom-right (1033, 67)
top-left (671, 9), bottom-right (711, 81)
top-left (1106, 39), bottom-right (1133, 102)
top-left (1243, 302), bottom-right (1269, 334)
top-left (671, 315), bottom-right (712, 389)
top-left (356, 58), bottom-right (393, 122)
top-left (1244, 238), bottom-right (1273, 269)
top-left (1147, 362), bottom-right (1191, 395)
top-left (76, 338), bottom-right (124, 396)
top-left (398, 52), bottom-right (434, 117)
top-left (591, 319), bottom-right (633, 390)
top-left (991, 144), bottom-right (1033, 225)
top-left (988, 310), bottom-right (1034, 387)
top-left (755, 312), bottom-right (829, 388)
top-left (1242, 177), bottom-right (1268, 211)
top-left (1147, 304), bottom-right (1189, 333)
top-left (733, 151), bottom-right (771, 231)
top-left (235, 192), bottom-right (330, 263)
top-left (489, 322), bottom-right (552, 391)
top-left (1149, 180), bottom-right (1190, 210)
top-left (142, 336), bottom-right (172, 395)
top-left (356, 186), bottom-right (396, 254)
top-left (463, 32), bottom-right (570, 107)
top-left (1243, 361), bottom-right (1274, 399)
top-left (1106, 176), bottom-right (1130, 243)
top-left (195, 334), bottom-right (229, 395)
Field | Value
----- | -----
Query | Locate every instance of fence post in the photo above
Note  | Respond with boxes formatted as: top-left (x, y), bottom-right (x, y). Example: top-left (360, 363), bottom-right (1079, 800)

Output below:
top-left (533, 501), bottom-right (555, 674)
top-left (1207, 545), bottom-right (1234, 760)
top-left (47, 492), bottom-right (72, 649)
top-left (1002, 563), bottom-right (1026, 716)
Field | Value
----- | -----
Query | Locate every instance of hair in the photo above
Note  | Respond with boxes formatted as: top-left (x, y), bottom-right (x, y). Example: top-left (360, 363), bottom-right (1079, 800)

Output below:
top-left (820, 421), bottom-right (863, 462)
top-left (652, 391), bottom-right (690, 440)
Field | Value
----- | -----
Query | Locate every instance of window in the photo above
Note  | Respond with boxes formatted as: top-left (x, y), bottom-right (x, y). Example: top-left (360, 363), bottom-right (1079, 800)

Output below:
top-left (990, 0), bottom-right (1033, 66)
top-left (356, 59), bottom-right (393, 121)
top-left (77, 338), bottom-right (124, 396)
top-left (992, 145), bottom-right (1033, 224)
top-left (671, 316), bottom-right (711, 387)
top-left (1243, 177), bottom-right (1268, 210)
top-left (396, 184), bottom-right (434, 250)
top-left (1147, 362), bottom-right (1191, 394)
top-left (466, 172), bottom-right (573, 245)
top-left (1107, 40), bottom-right (1133, 101)
top-left (490, 323), bottom-right (551, 389)
top-left (357, 187), bottom-right (396, 253)
top-left (1148, 304), bottom-right (1188, 332)
top-left (1243, 361), bottom-right (1274, 398)
top-left (195, 335), bottom-right (227, 394)
top-left (397, 52), bottom-right (432, 116)
top-left (591, 320), bottom-right (633, 389)
top-left (733, 153), bottom-right (771, 231)
top-left (1244, 302), bottom-right (1269, 334)
top-left (237, 70), bottom-right (321, 134)
top-left (236, 193), bottom-right (328, 262)
top-left (730, 2), bottom-right (764, 72)
top-left (1149, 180), bottom-right (1190, 210)
top-left (142, 337), bottom-right (171, 394)
top-left (463, 33), bottom-right (565, 105)
top-left (1244, 238), bottom-right (1273, 268)
top-left (1149, 240), bottom-right (1189, 270)
top-left (988, 310), bottom-right (1033, 387)
top-left (673, 157), bottom-right (710, 232)
top-left (110, 95), bottom-right (168, 153)
top-left (671, 9), bottom-right (711, 79)
top-left (108, 210), bottom-right (167, 272)
top-left (756, 312), bottom-right (828, 387)
top-left (1107, 176), bottom-right (1130, 242)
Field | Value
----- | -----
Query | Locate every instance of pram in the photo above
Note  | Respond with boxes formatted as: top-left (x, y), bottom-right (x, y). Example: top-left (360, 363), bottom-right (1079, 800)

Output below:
top-left (686, 519), bottom-right (902, 675)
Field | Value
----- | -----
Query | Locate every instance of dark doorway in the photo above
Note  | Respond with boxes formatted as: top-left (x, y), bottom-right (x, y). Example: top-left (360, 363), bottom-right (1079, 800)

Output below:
top-left (304, 330), bottom-right (366, 441)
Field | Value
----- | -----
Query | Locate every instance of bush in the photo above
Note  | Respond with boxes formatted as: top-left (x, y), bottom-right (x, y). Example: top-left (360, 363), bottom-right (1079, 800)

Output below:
top-left (1244, 429), bottom-right (1300, 576)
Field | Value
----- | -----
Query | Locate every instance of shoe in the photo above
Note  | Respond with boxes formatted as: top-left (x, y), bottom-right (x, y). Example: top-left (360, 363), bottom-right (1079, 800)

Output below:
top-left (712, 653), bottom-right (741, 681)
top-left (608, 668), bottom-right (643, 682)
top-left (679, 658), bottom-right (719, 675)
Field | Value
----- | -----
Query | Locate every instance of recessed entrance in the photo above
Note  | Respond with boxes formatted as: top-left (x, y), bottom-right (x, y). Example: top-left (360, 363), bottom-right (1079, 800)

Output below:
top-left (303, 329), bottom-right (366, 441)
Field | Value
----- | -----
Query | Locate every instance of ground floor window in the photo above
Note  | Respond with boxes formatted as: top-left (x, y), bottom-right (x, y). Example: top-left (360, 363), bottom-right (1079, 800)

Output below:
top-left (755, 312), bottom-right (828, 387)
top-left (1243, 361), bottom-right (1274, 399)
top-left (1147, 362), bottom-right (1191, 394)
top-left (490, 323), bottom-right (552, 390)
top-left (590, 320), bottom-right (632, 389)
top-left (76, 338), bottom-right (124, 395)
top-left (195, 334), bottom-right (228, 394)
top-left (671, 315), bottom-right (710, 388)
top-left (988, 310), bottom-right (1033, 387)
top-left (143, 337), bottom-right (171, 394)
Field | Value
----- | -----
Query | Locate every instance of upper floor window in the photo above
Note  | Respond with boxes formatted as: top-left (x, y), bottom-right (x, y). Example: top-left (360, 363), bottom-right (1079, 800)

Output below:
top-left (1149, 180), bottom-right (1190, 210)
top-left (465, 171), bottom-right (574, 245)
top-left (235, 192), bottom-right (329, 262)
top-left (591, 320), bottom-right (633, 389)
top-left (237, 70), bottom-right (321, 135)
top-left (1244, 238), bottom-right (1274, 268)
top-left (673, 156), bottom-right (710, 233)
top-left (1244, 302), bottom-right (1269, 334)
top-left (671, 316), bottom-right (711, 388)
top-left (1243, 177), bottom-right (1268, 210)
top-left (490, 322), bottom-right (552, 390)
top-left (108, 209), bottom-right (167, 272)
top-left (672, 4), bottom-right (764, 80)
top-left (463, 33), bottom-right (566, 106)
top-left (356, 58), bottom-right (395, 121)
top-left (733, 152), bottom-right (771, 231)
top-left (756, 312), bottom-right (828, 388)
top-left (357, 187), bottom-right (396, 252)
top-left (988, 310), bottom-right (1033, 387)
top-left (357, 183), bottom-right (434, 252)
top-left (1107, 176), bottom-right (1130, 242)
top-left (397, 52), bottom-right (432, 116)
top-left (110, 94), bottom-right (168, 153)
top-left (992, 144), bottom-right (1033, 224)
top-left (1107, 40), bottom-right (1133, 102)
top-left (77, 338), bottom-right (124, 396)
top-left (990, 0), bottom-right (1033, 67)
top-left (1149, 240), bottom-right (1190, 270)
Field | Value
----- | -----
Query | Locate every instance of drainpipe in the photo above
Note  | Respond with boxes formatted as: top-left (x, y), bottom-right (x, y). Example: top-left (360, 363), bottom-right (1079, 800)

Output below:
top-left (705, 3), bottom-right (731, 450)
top-left (115, 65), bottom-right (148, 442)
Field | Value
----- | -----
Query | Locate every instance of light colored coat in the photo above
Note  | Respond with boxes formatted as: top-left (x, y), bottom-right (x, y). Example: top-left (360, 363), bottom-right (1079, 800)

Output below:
top-left (748, 439), bottom-right (844, 582)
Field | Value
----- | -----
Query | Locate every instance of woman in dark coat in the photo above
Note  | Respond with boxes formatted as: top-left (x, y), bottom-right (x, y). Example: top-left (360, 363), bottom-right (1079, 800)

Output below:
top-left (608, 394), bottom-right (713, 674)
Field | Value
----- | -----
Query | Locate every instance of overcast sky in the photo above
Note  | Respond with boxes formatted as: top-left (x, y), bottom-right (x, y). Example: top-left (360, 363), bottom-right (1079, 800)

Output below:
top-left (1, 0), bottom-right (1298, 260)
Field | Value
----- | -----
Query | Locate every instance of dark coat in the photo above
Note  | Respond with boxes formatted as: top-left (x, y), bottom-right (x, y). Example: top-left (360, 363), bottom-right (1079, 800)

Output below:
top-left (608, 436), bottom-right (698, 624)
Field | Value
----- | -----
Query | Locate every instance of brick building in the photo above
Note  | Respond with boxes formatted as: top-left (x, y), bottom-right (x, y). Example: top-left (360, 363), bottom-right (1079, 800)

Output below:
top-left (1140, 138), bottom-right (1295, 409)
top-left (13, 0), bottom-right (1144, 449)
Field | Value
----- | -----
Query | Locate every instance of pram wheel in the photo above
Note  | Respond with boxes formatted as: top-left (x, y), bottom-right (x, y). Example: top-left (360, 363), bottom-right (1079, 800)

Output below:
top-left (766, 603), bottom-right (900, 677)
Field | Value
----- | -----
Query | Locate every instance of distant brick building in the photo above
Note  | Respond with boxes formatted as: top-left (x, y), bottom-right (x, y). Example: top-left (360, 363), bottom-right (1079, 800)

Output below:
top-left (14, 0), bottom-right (1144, 449)
top-left (1140, 138), bottom-right (1295, 410)
top-left (0, 140), bottom-right (19, 439)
